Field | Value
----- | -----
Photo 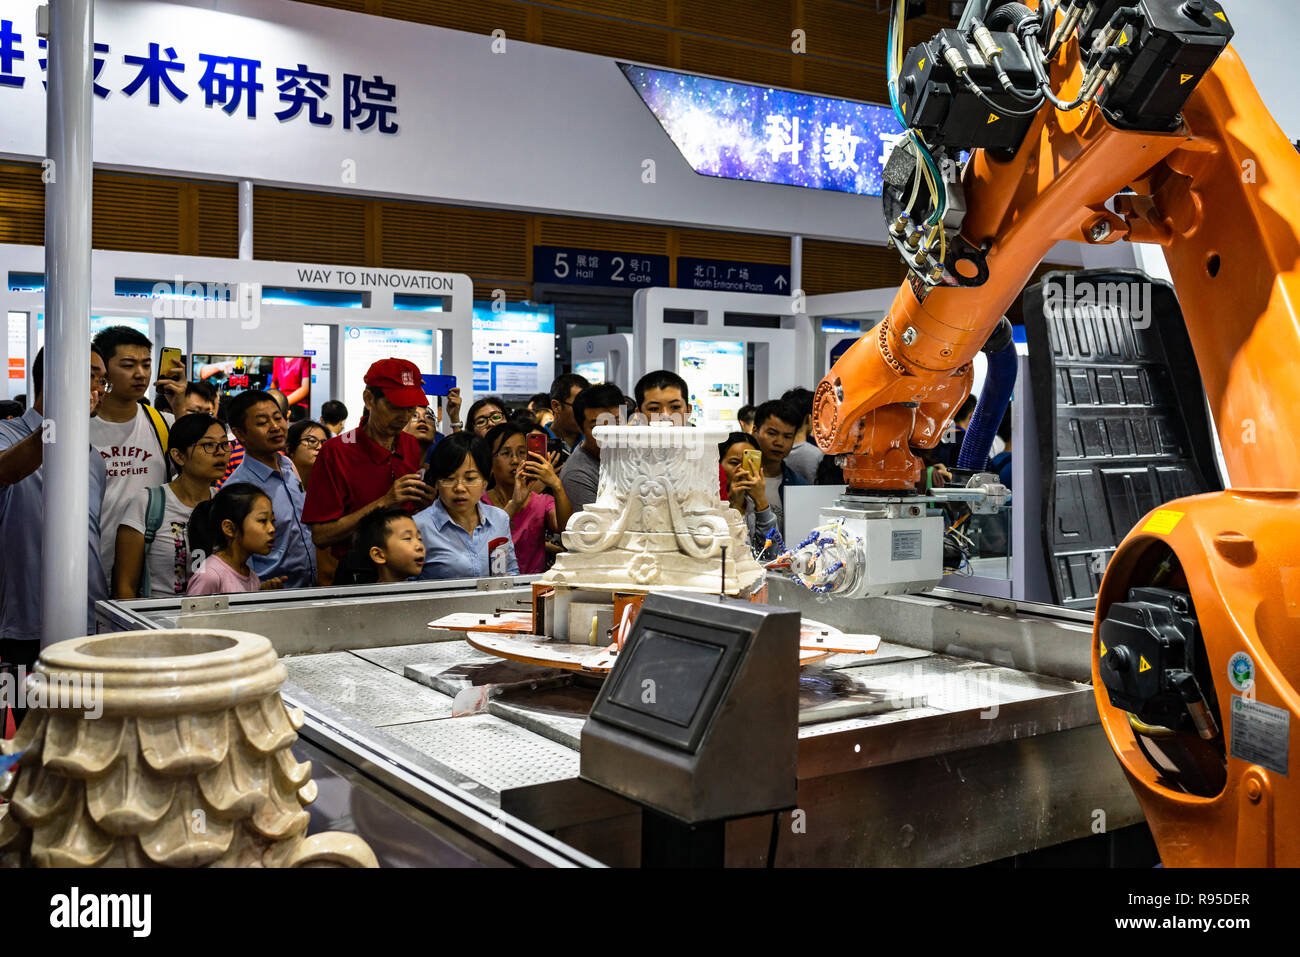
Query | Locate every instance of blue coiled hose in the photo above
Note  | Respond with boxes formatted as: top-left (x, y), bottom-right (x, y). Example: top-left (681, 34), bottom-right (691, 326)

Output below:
top-left (958, 318), bottom-right (1017, 472)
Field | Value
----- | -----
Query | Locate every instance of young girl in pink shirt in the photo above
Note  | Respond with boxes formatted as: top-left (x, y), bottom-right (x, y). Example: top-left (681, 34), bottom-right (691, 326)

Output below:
top-left (187, 482), bottom-right (287, 595)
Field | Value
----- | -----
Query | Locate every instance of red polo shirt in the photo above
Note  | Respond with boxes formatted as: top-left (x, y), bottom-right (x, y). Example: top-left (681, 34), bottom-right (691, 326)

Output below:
top-left (302, 423), bottom-right (424, 557)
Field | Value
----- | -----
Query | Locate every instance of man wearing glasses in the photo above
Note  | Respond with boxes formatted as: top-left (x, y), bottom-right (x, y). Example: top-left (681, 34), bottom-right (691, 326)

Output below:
top-left (0, 348), bottom-right (111, 706)
top-left (546, 373), bottom-right (590, 457)
top-left (302, 358), bottom-right (436, 581)
top-left (224, 389), bottom-right (317, 588)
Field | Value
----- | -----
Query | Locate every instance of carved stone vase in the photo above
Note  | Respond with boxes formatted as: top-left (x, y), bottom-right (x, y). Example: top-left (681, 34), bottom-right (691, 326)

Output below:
top-left (545, 424), bottom-right (765, 594)
top-left (0, 630), bottom-right (377, 868)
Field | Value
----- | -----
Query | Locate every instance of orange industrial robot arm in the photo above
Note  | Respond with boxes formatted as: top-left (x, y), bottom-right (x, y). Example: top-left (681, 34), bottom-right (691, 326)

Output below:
top-left (815, 16), bottom-right (1300, 491)
top-left (824, 0), bottom-right (1298, 866)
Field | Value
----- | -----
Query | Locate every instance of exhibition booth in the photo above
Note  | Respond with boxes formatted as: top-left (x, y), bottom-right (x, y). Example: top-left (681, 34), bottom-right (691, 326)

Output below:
top-left (1, 0), bottom-right (1295, 884)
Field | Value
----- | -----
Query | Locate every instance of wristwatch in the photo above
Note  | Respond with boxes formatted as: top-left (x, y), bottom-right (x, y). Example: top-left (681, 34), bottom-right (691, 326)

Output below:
top-left (448, 420), bottom-right (463, 431)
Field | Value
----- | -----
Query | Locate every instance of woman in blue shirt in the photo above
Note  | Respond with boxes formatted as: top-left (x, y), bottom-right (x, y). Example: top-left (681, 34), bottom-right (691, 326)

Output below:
top-left (414, 432), bottom-right (519, 581)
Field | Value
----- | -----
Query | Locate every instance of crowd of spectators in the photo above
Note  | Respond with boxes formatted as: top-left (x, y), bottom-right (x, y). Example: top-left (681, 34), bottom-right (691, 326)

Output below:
top-left (0, 325), bottom-right (1006, 658)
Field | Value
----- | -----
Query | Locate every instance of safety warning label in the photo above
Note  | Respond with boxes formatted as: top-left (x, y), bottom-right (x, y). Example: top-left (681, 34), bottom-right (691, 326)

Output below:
top-left (1229, 696), bottom-right (1290, 776)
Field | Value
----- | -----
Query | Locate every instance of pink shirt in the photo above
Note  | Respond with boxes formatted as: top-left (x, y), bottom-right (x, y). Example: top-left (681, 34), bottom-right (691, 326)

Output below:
top-left (482, 491), bottom-right (555, 575)
top-left (272, 356), bottom-right (309, 395)
top-left (186, 554), bottom-right (261, 595)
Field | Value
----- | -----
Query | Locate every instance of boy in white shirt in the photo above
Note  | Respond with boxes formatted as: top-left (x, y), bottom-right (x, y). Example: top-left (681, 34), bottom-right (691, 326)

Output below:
top-left (89, 326), bottom-right (173, 583)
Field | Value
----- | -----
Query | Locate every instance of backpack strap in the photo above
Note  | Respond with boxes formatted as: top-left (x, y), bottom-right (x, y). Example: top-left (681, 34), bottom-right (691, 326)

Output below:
top-left (144, 405), bottom-right (170, 476)
top-left (139, 485), bottom-right (167, 598)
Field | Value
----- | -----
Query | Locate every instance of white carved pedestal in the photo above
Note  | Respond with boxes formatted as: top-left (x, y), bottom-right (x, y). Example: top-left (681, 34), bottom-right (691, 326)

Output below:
top-left (545, 424), bottom-right (765, 596)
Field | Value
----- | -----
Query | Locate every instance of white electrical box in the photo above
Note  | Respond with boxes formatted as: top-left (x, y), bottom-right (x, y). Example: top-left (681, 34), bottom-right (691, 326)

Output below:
top-left (818, 505), bottom-right (943, 598)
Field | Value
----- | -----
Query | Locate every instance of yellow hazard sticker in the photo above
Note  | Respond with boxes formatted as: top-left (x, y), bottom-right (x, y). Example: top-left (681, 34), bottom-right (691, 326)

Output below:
top-left (1099, 640), bottom-right (1107, 657)
top-left (918, 57), bottom-right (926, 71)
top-left (1139, 655), bottom-right (1152, 673)
top-left (1215, 11), bottom-right (1227, 22)
top-left (1180, 73), bottom-right (1194, 84)
top-left (1142, 510), bottom-right (1185, 535)
top-left (987, 112), bottom-right (999, 124)
top-left (902, 101), bottom-right (908, 115)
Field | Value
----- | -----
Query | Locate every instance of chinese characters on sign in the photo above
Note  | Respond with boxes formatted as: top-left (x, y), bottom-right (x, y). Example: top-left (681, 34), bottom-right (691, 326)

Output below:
top-left (676, 257), bottom-right (790, 295)
top-left (622, 63), bottom-right (899, 196)
top-left (0, 19), bottom-right (399, 133)
top-left (533, 245), bottom-right (670, 287)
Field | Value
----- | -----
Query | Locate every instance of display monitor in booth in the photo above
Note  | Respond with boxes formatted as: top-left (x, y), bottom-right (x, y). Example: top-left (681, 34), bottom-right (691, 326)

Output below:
top-left (472, 303), bottom-right (556, 399)
top-left (573, 359), bottom-right (606, 384)
top-left (192, 354), bottom-right (311, 417)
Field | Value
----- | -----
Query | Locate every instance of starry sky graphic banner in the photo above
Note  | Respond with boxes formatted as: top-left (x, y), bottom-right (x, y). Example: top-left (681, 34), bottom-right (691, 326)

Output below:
top-left (620, 63), bottom-right (900, 197)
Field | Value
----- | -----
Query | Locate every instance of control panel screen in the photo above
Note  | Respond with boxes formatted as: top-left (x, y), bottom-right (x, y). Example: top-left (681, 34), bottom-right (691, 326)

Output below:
top-left (607, 630), bottom-right (725, 728)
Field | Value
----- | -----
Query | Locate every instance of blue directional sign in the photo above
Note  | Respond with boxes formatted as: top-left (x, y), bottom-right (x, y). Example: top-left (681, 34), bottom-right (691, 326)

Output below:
top-left (676, 257), bottom-right (791, 295)
top-left (534, 245), bottom-right (670, 288)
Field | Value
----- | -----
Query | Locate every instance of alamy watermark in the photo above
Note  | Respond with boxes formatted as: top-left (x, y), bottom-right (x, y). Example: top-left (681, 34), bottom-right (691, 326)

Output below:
top-left (1042, 273), bottom-right (1152, 330)
top-left (149, 275), bottom-right (261, 330)
top-left (0, 667), bottom-right (103, 720)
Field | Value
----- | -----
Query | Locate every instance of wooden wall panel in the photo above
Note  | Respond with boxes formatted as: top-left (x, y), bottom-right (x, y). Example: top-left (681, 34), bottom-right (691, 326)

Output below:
top-left (677, 0), bottom-right (793, 47)
top-left (536, 10), bottom-right (674, 64)
top-left (195, 182), bottom-right (239, 258)
top-left (549, 0), bottom-right (671, 24)
top-left (676, 228), bottom-right (788, 262)
top-left (298, 0), bottom-right (959, 105)
top-left (92, 174), bottom-right (183, 254)
top-left (676, 35), bottom-right (792, 88)
top-left (803, 237), bottom-right (908, 294)
top-left (380, 0), bottom-right (529, 35)
top-left (0, 163), bottom-right (45, 246)
top-left (537, 216), bottom-right (670, 254)
top-left (254, 187), bottom-right (368, 265)
top-left (379, 202), bottom-right (529, 278)
top-left (476, 282), bottom-right (533, 302)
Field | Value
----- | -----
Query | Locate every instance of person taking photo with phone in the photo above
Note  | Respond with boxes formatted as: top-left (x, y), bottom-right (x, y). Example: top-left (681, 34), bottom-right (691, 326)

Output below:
top-left (482, 422), bottom-right (572, 574)
top-left (719, 431), bottom-right (777, 555)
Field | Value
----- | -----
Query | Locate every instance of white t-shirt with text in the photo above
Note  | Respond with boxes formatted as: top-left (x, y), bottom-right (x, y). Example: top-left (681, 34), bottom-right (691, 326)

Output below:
top-left (91, 405), bottom-right (173, 580)
top-left (119, 483), bottom-right (209, 597)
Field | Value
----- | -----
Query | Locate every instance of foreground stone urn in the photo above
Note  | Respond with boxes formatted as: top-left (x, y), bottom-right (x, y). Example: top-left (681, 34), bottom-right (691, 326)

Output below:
top-left (0, 630), bottom-right (377, 868)
top-left (545, 423), bottom-right (765, 595)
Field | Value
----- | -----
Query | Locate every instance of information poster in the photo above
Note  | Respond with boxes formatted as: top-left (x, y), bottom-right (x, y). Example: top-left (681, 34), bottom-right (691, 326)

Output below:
top-left (7, 312), bottom-right (26, 399)
top-left (472, 303), bottom-right (555, 397)
top-left (303, 324), bottom-right (333, 421)
top-left (677, 339), bottom-right (745, 428)
top-left (342, 326), bottom-right (439, 428)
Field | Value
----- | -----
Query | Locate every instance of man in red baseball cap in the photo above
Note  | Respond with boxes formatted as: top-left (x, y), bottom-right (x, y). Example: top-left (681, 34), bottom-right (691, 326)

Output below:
top-left (302, 358), bottom-right (436, 580)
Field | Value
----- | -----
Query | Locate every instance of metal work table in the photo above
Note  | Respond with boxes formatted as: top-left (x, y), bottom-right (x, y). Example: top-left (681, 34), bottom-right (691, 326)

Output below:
top-left (97, 576), bottom-right (1142, 867)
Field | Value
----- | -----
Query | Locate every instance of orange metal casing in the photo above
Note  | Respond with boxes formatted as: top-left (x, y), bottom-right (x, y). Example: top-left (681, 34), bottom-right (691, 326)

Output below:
top-left (1094, 491), bottom-right (1300, 866)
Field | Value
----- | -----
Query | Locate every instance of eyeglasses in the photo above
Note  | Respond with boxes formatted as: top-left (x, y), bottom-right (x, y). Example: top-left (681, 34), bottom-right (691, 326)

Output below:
top-left (410, 409), bottom-right (436, 423)
top-left (195, 440), bottom-right (234, 455)
top-left (435, 475), bottom-right (486, 489)
top-left (298, 436), bottom-right (324, 449)
top-left (494, 446), bottom-right (527, 460)
top-left (91, 374), bottom-right (111, 391)
top-left (472, 411), bottom-right (506, 428)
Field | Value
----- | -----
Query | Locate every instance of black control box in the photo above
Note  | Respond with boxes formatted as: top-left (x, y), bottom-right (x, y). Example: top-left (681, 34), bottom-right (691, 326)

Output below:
top-left (898, 28), bottom-right (1038, 152)
top-left (1098, 586), bottom-right (1208, 731)
top-left (1082, 0), bottom-right (1234, 130)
